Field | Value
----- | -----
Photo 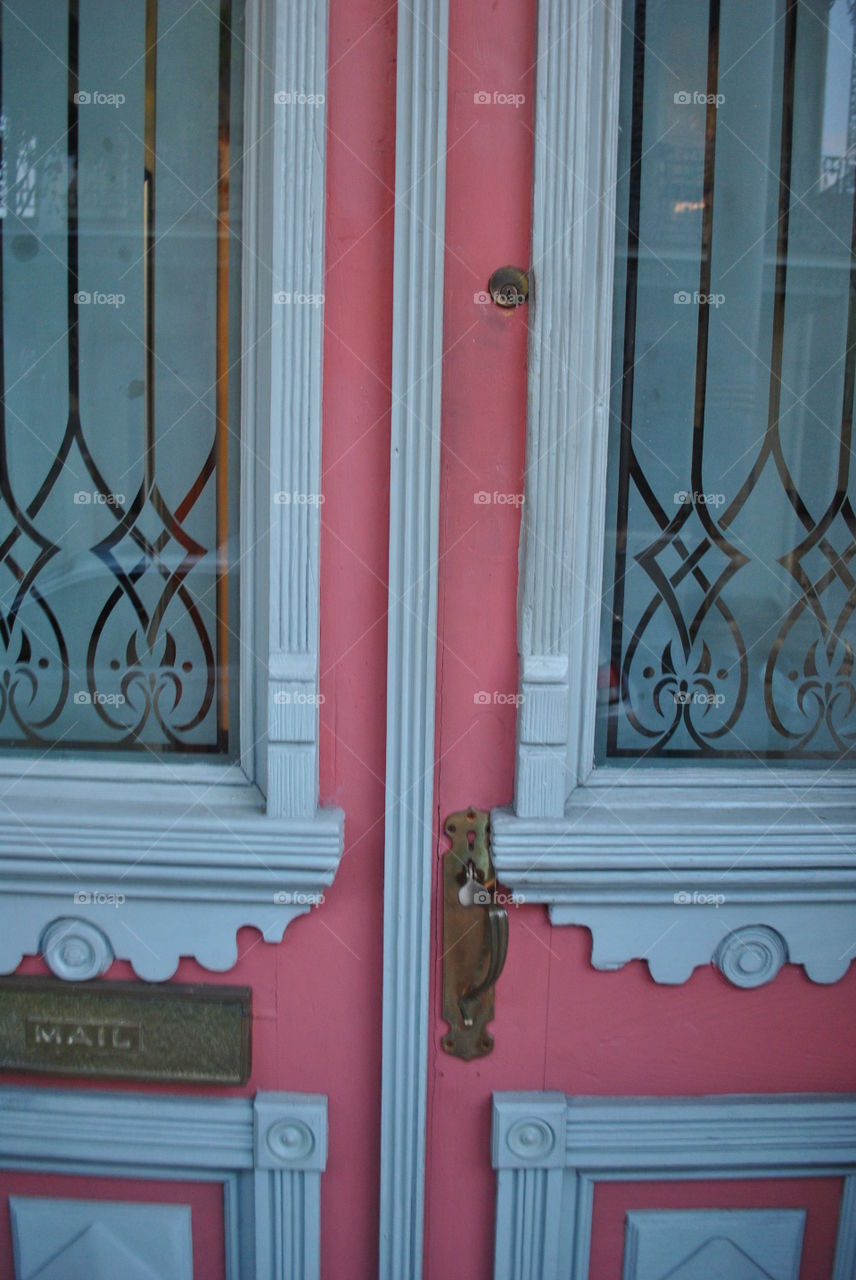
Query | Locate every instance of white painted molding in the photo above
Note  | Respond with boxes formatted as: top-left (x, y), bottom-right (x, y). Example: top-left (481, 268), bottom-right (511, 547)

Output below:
top-left (251, 0), bottom-right (328, 818)
top-left (0, 0), bottom-right (344, 981)
top-left (491, 788), bottom-right (856, 985)
top-left (506, 0), bottom-right (856, 986)
top-left (0, 777), bottom-right (342, 981)
top-left (0, 1086), bottom-right (327, 1280)
top-left (514, 0), bottom-right (621, 817)
top-left (377, 0), bottom-right (449, 1275)
top-left (491, 1092), bottom-right (856, 1280)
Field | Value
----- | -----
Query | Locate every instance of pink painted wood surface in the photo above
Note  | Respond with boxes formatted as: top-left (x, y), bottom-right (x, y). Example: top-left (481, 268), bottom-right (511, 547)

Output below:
top-left (425, 0), bottom-right (856, 1278)
top-left (4, 2), bottom-right (396, 1278)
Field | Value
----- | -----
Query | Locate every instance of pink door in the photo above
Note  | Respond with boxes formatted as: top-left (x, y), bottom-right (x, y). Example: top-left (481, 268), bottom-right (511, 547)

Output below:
top-left (1, 0), bottom-right (856, 1277)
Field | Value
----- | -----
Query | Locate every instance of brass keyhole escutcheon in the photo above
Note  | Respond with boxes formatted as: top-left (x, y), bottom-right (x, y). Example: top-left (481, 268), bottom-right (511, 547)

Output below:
top-left (488, 265), bottom-right (529, 309)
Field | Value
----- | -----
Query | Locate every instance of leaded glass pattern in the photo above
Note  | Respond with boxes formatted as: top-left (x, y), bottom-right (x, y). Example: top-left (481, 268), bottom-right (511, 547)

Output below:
top-left (599, 0), bottom-right (856, 761)
top-left (0, 0), bottom-right (242, 753)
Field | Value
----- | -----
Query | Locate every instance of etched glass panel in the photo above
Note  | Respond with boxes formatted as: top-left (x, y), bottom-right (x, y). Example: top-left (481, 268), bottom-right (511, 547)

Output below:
top-left (0, 0), bottom-right (243, 753)
top-left (598, 0), bottom-right (856, 761)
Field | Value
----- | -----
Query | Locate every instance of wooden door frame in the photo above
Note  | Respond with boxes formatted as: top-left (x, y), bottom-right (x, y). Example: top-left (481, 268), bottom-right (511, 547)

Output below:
top-left (377, 1), bottom-right (451, 1277)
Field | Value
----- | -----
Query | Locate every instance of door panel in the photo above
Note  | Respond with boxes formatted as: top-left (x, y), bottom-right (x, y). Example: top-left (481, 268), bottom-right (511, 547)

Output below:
top-left (427, 1), bottom-right (856, 1278)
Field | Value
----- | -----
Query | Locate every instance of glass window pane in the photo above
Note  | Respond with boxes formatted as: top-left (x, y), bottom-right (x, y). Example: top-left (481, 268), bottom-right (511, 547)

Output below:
top-left (0, 0), bottom-right (243, 755)
top-left (598, 0), bottom-right (856, 763)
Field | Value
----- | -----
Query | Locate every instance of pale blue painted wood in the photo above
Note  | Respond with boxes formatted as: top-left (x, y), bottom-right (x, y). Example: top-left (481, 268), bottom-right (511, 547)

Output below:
top-left (833, 1176), bottom-right (856, 1280)
top-left (0, 1087), bottom-right (327, 1280)
top-left (623, 1210), bottom-right (805, 1280)
top-left (0, 0), bottom-right (345, 984)
top-left (491, 1092), bottom-right (856, 1280)
top-left (377, 0), bottom-right (450, 1275)
top-left (10, 1198), bottom-right (193, 1280)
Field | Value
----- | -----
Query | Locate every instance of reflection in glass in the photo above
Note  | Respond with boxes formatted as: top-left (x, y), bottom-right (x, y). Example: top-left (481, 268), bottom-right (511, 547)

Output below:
top-left (598, 0), bottom-right (856, 761)
top-left (0, 0), bottom-right (243, 753)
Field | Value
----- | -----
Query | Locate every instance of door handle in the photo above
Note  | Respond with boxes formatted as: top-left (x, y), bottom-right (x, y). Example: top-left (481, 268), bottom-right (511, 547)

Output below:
top-left (442, 808), bottom-right (509, 1060)
top-left (459, 903), bottom-right (509, 1028)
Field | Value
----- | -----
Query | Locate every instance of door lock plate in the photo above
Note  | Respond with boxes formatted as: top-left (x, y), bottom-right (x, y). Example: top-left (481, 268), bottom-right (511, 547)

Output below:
top-left (441, 808), bottom-right (509, 1060)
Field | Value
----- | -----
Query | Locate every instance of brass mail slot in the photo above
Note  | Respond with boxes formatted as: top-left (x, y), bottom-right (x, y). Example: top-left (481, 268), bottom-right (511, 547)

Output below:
top-left (0, 978), bottom-right (251, 1084)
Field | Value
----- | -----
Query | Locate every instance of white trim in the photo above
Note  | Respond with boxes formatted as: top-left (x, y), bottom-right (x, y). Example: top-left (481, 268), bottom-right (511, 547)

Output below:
top-left (495, 0), bottom-right (856, 985)
top-left (0, 1085), bottom-right (327, 1280)
top-left (377, 0), bottom-right (449, 1275)
top-left (0, 0), bottom-right (344, 981)
top-left (491, 1092), bottom-right (856, 1280)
